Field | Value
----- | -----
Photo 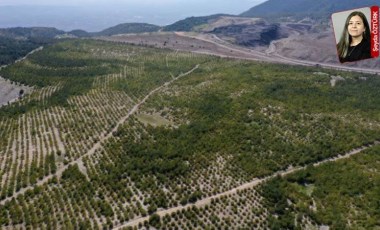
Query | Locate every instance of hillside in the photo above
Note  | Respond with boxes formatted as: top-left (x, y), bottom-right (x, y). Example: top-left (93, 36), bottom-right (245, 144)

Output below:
top-left (160, 15), bottom-right (294, 47)
top-left (0, 27), bottom-right (64, 39)
top-left (163, 14), bottom-right (233, 32)
top-left (1, 1), bottom-right (380, 228)
top-left (0, 39), bottom-right (379, 229)
top-left (241, 0), bottom-right (379, 19)
top-left (67, 29), bottom-right (92, 38)
top-left (0, 27), bottom-right (64, 65)
top-left (0, 23), bottom-right (164, 65)
top-left (208, 18), bottom-right (291, 47)
top-left (95, 23), bottom-right (161, 36)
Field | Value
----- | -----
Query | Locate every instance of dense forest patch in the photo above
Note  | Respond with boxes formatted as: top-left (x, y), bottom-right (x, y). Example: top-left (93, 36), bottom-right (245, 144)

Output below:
top-left (260, 145), bottom-right (380, 229)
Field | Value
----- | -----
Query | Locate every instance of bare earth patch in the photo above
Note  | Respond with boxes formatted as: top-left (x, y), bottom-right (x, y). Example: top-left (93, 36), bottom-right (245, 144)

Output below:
top-left (97, 31), bottom-right (380, 74)
top-left (266, 29), bottom-right (380, 69)
top-left (0, 76), bottom-right (32, 107)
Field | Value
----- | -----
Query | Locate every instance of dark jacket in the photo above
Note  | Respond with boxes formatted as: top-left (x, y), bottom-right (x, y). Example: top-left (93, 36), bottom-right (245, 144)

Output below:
top-left (339, 38), bottom-right (371, 63)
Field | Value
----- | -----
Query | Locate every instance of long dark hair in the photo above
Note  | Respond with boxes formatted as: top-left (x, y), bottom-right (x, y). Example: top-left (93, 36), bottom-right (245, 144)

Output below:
top-left (337, 11), bottom-right (371, 58)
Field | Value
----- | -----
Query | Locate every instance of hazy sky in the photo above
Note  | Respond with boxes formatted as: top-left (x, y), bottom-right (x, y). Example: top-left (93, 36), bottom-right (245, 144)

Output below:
top-left (0, 0), bottom-right (267, 31)
top-left (0, 0), bottom-right (265, 8)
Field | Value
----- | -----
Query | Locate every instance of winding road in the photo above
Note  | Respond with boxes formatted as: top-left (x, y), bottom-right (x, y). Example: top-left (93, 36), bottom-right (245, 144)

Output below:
top-left (174, 32), bottom-right (380, 75)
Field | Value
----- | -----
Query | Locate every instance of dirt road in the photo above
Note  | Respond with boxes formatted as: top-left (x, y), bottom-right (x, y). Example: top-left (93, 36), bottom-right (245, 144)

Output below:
top-left (174, 32), bottom-right (380, 75)
top-left (113, 140), bottom-right (379, 229)
top-left (0, 65), bottom-right (200, 206)
top-left (0, 46), bottom-right (42, 107)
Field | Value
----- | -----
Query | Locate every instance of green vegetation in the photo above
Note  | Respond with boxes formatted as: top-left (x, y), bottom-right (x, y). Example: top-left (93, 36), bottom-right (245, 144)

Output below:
top-left (67, 29), bottom-right (91, 38)
top-left (163, 14), bottom-right (233, 32)
top-left (151, 189), bottom-right (270, 229)
top-left (0, 27), bottom-right (64, 39)
top-left (260, 145), bottom-right (380, 229)
top-left (0, 37), bottom-right (42, 65)
top-left (137, 61), bottom-right (380, 178)
top-left (0, 39), bottom-right (205, 118)
top-left (0, 27), bottom-right (64, 65)
top-left (0, 38), bottom-right (379, 229)
top-left (136, 113), bottom-right (173, 127)
top-left (95, 23), bottom-right (161, 36)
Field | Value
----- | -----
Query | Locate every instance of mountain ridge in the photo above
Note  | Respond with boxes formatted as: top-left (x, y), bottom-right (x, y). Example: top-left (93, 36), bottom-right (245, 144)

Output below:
top-left (94, 23), bottom-right (161, 36)
top-left (163, 14), bottom-right (234, 32)
top-left (241, 0), bottom-right (379, 19)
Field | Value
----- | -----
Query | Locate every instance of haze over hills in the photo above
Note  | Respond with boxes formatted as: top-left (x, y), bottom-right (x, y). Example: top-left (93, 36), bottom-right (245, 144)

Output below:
top-left (0, 0), bottom-right (265, 32)
top-left (241, 0), bottom-right (380, 20)
top-left (0, 0), bottom-right (378, 33)
top-left (1, 0), bottom-right (380, 70)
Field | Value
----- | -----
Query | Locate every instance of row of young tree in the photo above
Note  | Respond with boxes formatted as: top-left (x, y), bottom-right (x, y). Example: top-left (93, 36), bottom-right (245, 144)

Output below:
top-left (0, 38), bottom-right (379, 229)
top-left (0, 39), bottom-right (215, 228)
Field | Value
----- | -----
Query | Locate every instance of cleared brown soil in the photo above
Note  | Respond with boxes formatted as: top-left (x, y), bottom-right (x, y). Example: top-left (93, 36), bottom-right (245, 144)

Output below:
top-left (98, 32), bottom-right (270, 61)
top-left (268, 29), bottom-right (380, 70)
top-left (98, 31), bottom-right (380, 74)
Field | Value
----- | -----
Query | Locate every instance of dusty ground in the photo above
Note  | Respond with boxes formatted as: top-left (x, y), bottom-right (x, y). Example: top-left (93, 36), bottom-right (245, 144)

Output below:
top-left (97, 32), bottom-right (301, 65)
top-left (98, 31), bottom-right (380, 74)
top-left (196, 16), bottom-right (263, 32)
top-left (98, 32), bottom-right (265, 60)
top-left (0, 47), bottom-right (41, 107)
top-left (96, 16), bottom-right (380, 73)
top-left (266, 28), bottom-right (380, 69)
top-left (0, 76), bottom-right (32, 107)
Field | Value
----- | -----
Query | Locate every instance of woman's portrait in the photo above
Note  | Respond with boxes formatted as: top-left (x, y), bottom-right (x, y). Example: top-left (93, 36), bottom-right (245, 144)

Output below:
top-left (333, 9), bottom-right (372, 63)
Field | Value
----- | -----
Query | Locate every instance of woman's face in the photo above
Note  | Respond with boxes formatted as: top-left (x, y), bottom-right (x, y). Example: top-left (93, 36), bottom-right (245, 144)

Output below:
top-left (348, 15), bottom-right (366, 38)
